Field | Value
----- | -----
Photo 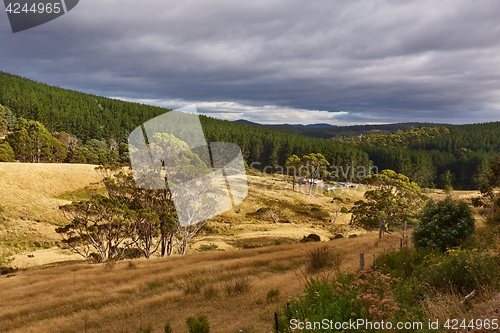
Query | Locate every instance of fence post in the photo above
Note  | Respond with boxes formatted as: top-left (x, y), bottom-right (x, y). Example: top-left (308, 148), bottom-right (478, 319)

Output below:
top-left (373, 254), bottom-right (376, 268)
top-left (399, 238), bottom-right (403, 249)
top-left (394, 241), bottom-right (396, 251)
top-left (360, 252), bottom-right (365, 270)
top-left (405, 236), bottom-right (409, 248)
top-left (274, 312), bottom-right (279, 332)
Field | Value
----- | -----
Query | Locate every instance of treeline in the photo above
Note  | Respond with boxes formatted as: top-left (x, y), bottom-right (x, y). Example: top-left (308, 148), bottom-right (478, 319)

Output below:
top-left (348, 125), bottom-right (499, 189)
top-left (0, 72), bottom-right (373, 179)
top-left (3, 70), bottom-right (500, 189)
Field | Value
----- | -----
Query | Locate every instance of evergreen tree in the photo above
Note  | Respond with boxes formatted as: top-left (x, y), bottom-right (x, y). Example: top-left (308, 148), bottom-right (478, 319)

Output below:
top-left (6, 118), bottom-right (66, 163)
top-left (0, 141), bottom-right (15, 162)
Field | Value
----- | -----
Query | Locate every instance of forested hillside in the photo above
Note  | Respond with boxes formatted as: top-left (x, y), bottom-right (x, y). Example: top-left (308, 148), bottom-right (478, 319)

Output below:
top-left (2, 71), bottom-right (500, 189)
top-left (342, 124), bottom-right (500, 189)
top-left (0, 71), bottom-right (372, 176)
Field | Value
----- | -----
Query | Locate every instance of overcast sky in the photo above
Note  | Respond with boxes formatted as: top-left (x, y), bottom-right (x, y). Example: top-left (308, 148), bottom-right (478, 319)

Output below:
top-left (1, 0), bottom-right (500, 125)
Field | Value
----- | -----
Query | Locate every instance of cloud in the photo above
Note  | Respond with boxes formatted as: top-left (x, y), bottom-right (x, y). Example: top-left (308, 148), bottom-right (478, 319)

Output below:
top-left (2, 0), bottom-right (500, 125)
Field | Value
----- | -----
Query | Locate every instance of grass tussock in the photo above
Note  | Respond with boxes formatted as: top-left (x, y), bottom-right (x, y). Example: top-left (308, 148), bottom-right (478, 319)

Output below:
top-left (305, 245), bottom-right (343, 273)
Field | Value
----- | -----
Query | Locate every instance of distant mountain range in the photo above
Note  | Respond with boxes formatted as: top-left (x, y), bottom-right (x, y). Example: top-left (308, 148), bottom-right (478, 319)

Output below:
top-left (234, 119), bottom-right (448, 139)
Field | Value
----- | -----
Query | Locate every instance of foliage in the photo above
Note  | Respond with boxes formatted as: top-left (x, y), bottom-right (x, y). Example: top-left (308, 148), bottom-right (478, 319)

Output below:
top-left (421, 248), bottom-right (499, 294)
top-left (472, 154), bottom-right (500, 224)
top-left (198, 243), bottom-right (219, 251)
top-left (300, 234), bottom-right (321, 243)
top-left (301, 153), bottom-right (330, 195)
top-left (0, 72), bottom-right (372, 174)
top-left (441, 170), bottom-right (453, 193)
top-left (6, 118), bottom-right (66, 162)
top-left (278, 275), bottom-right (362, 332)
top-left (57, 195), bottom-right (136, 263)
top-left (0, 104), bottom-right (7, 136)
top-left (285, 154), bottom-right (302, 190)
top-left (353, 270), bottom-right (407, 322)
top-left (375, 247), bottom-right (433, 280)
top-left (350, 169), bottom-right (426, 238)
top-left (0, 141), bottom-right (15, 162)
top-left (164, 322), bottom-right (173, 333)
top-left (342, 126), bottom-right (450, 149)
top-left (186, 314), bottom-right (210, 333)
top-left (413, 197), bottom-right (475, 252)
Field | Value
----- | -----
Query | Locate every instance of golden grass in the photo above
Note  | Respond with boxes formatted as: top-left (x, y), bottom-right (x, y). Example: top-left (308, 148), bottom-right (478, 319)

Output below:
top-left (0, 162), bottom-right (102, 223)
top-left (1, 163), bottom-right (494, 331)
top-left (0, 232), bottom-right (405, 333)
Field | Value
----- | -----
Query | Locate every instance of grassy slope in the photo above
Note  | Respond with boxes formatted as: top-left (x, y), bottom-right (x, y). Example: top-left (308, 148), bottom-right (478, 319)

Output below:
top-left (0, 163), bottom-right (103, 263)
top-left (0, 163), bottom-right (366, 267)
top-left (1, 163), bottom-right (494, 332)
top-left (0, 233), bottom-right (404, 333)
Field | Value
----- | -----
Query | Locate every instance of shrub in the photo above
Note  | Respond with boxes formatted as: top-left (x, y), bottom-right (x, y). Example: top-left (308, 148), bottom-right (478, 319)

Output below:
top-left (421, 248), bottom-right (499, 294)
top-left (353, 270), bottom-right (404, 321)
top-left (186, 314), bottom-right (210, 333)
top-left (300, 233), bottom-right (321, 242)
top-left (164, 322), bottom-right (173, 333)
top-left (375, 247), bottom-right (434, 279)
top-left (266, 288), bottom-right (280, 302)
top-left (278, 275), bottom-right (362, 332)
top-left (256, 207), bottom-right (271, 213)
top-left (413, 197), bottom-right (475, 252)
top-left (305, 245), bottom-right (343, 273)
top-left (199, 243), bottom-right (219, 251)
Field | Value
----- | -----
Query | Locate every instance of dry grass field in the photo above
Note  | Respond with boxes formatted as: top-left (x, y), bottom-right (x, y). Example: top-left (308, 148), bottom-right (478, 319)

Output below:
top-left (0, 163), bottom-right (494, 332)
top-left (0, 163), bottom-right (104, 264)
top-left (0, 163), bottom-right (366, 267)
top-left (0, 232), bottom-right (402, 332)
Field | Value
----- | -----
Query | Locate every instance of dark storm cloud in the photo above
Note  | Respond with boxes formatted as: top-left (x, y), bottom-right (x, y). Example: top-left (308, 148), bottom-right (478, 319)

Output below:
top-left (1, 0), bottom-right (500, 125)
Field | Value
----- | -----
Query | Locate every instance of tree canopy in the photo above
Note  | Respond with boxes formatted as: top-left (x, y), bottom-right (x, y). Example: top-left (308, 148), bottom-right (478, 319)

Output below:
top-left (413, 197), bottom-right (475, 252)
top-left (350, 169), bottom-right (426, 238)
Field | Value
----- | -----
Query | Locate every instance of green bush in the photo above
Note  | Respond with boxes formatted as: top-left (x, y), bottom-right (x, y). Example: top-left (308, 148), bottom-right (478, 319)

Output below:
top-left (186, 314), bottom-right (210, 333)
top-left (164, 322), bottom-right (173, 333)
top-left (375, 247), bottom-right (434, 279)
top-left (278, 275), bottom-right (362, 332)
top-left (421, 248), bottom-right (499, 294)
top-left (413, 197), bottom-right (475, 252)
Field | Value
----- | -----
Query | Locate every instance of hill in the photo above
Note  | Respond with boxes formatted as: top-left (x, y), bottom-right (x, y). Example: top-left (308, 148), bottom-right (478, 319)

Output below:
top-left (2, 70), bottom-right (500, 190)
top-left (0, 162), bottom-right (369, 267)
top-left (0, 71), bottom-right (371, 173)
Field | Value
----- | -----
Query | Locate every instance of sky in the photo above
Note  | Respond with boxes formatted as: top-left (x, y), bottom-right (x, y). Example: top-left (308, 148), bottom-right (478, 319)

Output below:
top-left (1, 0), bottom-right (500, 125)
